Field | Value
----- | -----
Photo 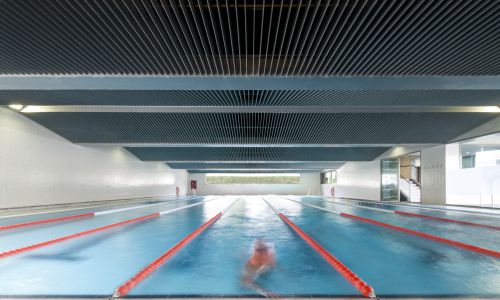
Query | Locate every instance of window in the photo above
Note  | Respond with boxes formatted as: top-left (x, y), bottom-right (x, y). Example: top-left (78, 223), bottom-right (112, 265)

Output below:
top-left (205, 173), bottom-right (300, 184)
top-left (320, 170), bottom-right (337, 184)
top-left (460, 134), bottom-right (500, 169)
top-left (461, 154), bottom-right (475, 169)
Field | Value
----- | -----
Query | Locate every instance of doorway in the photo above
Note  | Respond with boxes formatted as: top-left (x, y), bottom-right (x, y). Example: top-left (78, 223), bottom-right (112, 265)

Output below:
top-left (398, 152), bottom-right (421, 203)
top-left (380, 152), bottom-right (421, 202)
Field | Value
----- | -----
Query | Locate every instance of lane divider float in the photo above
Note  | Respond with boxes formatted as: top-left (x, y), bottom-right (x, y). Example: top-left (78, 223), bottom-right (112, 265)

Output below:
top-left (262, 198), bottom-right (377, 299)
top-left (280, 197), bottom-right (500, 259)
top-left (0, 196), bottom-right (204, 232)
top-left (0, 198), bottom-right (219, 259)
top-left (112, 200), bottom-right (238, 298)
top-left (393, 210), bottom-right (500, 231)
top-left (0, 213), bottom-right (94, 231)
top-left (340, 213), bottom-right (500, 258)
top-left (310, 196), bottom-right (500, 231)
top-left (327, 197), bottom-right (500, 219)
top-left (0, 195), bottom-right (184, 220)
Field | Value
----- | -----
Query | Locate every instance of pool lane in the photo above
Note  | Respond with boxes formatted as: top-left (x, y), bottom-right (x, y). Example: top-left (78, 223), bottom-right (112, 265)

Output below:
top-left (0, 196), bottom-right (209, 253)
top-left (0, 196), bottom-right (231, 296)
top-left (129, 197), bottom-right (359, 297)
top-left (384, 201), bottom-right (500, 215)
top-left (297, 197), bottom-right (500, 251)
top-left (296, 196), bottom-right (500, 254)
top-left (0, 195), bottom-right (197, 226)
top-left (332, 198), bottom-right (500, 227)
top-left (1, 195), bottom-right (499, 297)
top-left (269, 197), bottom-right (500, 297)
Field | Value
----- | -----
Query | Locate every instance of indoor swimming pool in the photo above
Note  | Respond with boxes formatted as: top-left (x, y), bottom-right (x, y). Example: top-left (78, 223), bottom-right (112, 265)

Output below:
top-left (0, 196), bottom-right (499, 298)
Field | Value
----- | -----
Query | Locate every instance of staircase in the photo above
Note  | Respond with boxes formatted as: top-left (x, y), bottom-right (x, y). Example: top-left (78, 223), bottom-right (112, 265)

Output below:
top-left (399, 176), bottom-right (421, 202)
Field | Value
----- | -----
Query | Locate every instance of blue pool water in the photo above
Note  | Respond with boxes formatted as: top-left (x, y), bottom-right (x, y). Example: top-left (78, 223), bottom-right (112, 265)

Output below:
top-left (331, 197), bottom-right (500, 227)
top-left (0, 195), bottom-right (499, 297)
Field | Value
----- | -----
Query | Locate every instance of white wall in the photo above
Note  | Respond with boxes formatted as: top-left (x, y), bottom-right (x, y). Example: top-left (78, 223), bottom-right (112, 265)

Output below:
top-left (446, 143), bottom-right (500, 207)
top-left (321, 145), bottom-right (427, 201)
top-left (189, 173), bottom-right (320, 195)
top-left (420, 145), bottom-right (446, 205)
top-left (321, 160), bottom-right (380, 200)
top-left (0, 108), bottom-right (188, 209)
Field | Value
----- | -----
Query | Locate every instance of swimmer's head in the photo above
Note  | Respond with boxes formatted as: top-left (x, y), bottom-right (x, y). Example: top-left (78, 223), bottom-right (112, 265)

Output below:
top-left (254, 239), bottom-right (269, 252)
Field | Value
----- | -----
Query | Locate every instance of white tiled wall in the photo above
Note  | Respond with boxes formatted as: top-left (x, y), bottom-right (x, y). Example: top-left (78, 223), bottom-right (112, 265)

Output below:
top-left (321, 160), bottom-right (380, 201)
top-left (420, 145), bottom-right (446, 205)
top-left (0, 108), bottom-right (188, 209)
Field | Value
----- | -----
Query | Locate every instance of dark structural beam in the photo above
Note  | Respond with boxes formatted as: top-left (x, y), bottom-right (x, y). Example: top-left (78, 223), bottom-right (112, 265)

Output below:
top-left (1, 76), bottom-right (500, 91)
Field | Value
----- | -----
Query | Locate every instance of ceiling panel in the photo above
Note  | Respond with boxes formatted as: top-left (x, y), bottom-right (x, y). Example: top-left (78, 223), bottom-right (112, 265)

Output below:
top-left (26, 112), bottom-right (496, 144)
top-left (167, 162), bottom-right (345, 170)
top-left (2, 89), bottom-right (500, 106)
top-left (0, 0), bottom-right (498, 76)
top-left (126, 146), bottom-right (389, 161)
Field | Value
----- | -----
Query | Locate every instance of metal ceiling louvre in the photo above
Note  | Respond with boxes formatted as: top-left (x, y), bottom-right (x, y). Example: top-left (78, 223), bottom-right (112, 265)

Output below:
top-left (167, 162), bottom-right (346, 169)
top-left (0, 0), bottom-right (498, 76)
top-left (26, 112), bottom-right (497, 144)
top-left (1, 89), bottom-right (500, 106)
top-left (126, 146), bottom-right (389, 161)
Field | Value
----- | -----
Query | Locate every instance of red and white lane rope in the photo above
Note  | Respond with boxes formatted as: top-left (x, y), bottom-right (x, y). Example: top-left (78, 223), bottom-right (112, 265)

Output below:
top-left (326, 197), bottom-right (500, 219)
top-left (393, 210), bottom-right (500, 231)
top-left (263, 198), bottom-right (377, 299)
top-left (112, 200), bottom-right (238, 298)
top-left (0, 213), bottom-right (95, 231)
top-left (312, 197), bottom-right (500, 231)
top-left (0, 196), bottom-right (204, 232)
top-left (0, 195), bottom-right (183, 220)
top-left (0, 198), bottom-right (219, 259)
top-left (281, 197), bottom-right (500, 259)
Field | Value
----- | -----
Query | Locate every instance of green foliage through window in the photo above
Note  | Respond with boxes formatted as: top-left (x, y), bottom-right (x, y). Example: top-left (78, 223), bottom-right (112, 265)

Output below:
top-left (206, 173), bottom-right (300, 184)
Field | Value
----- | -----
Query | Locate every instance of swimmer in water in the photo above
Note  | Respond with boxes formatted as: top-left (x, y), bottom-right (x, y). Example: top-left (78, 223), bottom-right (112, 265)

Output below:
top-left (242, 239), bottom-right (277, 297)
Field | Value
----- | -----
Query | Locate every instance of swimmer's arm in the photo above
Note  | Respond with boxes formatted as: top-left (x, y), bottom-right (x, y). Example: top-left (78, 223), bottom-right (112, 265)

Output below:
top-left (269, 252), bottom-right (277, 266)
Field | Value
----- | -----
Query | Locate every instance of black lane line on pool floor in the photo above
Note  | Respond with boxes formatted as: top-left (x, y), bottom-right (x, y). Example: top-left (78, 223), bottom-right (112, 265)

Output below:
top-left (262, 197), bottom-right (377, 300)
top-left (278, 196), bottom-right (500, 259)
top-left (111, 199), bottom-right (240, 298)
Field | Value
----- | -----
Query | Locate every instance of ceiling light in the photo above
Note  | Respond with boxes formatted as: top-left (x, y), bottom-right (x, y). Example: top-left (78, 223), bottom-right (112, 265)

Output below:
top-left (8, 104), bottom-right (24, 111)
top-left (20, 106), bottom-right (45, 113)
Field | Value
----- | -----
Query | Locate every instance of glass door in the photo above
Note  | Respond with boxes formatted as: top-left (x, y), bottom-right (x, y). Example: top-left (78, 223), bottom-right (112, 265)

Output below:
top-left (381, 157), bottom-right (399, 201)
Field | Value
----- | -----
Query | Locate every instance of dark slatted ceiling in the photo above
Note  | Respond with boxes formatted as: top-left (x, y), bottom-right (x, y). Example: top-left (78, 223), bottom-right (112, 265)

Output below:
top-left (0, 0), bottom-right (498, 75)
top-left (2, 1), bottom-right (499, 170)
top-left (167, 162), bottom-right (345, 170)
top-left (126, 147), bottom-right (389, 161)
top-left (1, 90), bottom-right (500, 106)
top-left (26, 112), bottom-right (496, 144)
